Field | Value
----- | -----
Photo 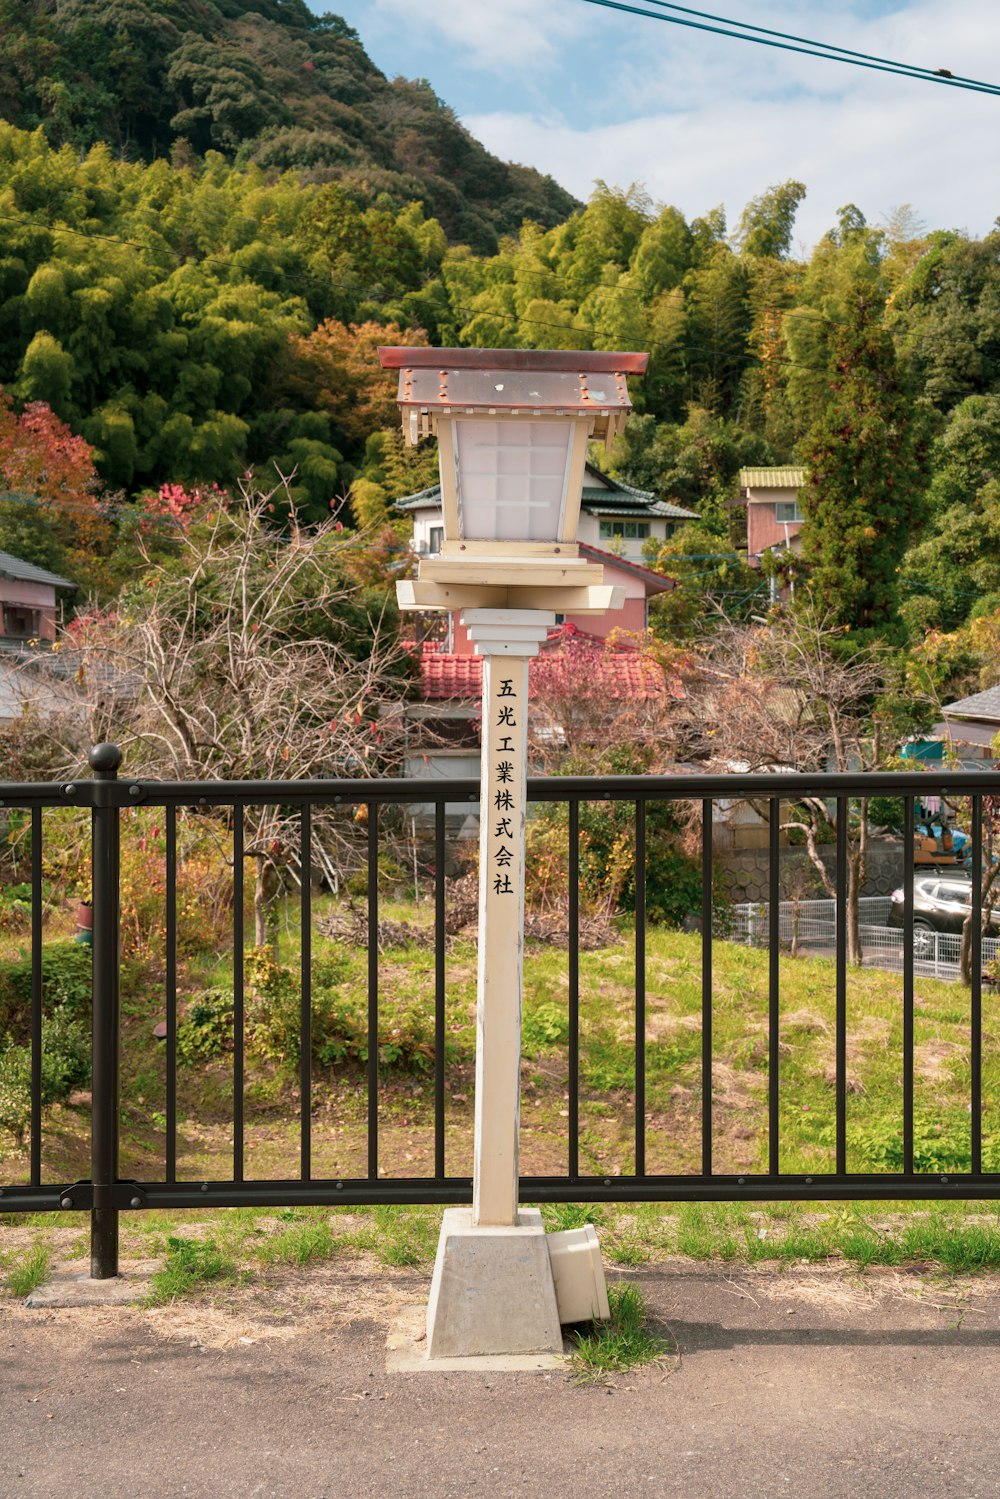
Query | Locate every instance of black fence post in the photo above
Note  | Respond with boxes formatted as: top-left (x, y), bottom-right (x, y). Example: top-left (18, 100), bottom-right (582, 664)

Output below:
top-left (89, 743), bottom-right (122, 1279)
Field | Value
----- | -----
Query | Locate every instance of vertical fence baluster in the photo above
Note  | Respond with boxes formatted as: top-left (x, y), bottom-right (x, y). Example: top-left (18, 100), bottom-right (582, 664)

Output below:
top-left (903, 797), bottom-right (914, 1175)
top-left (835, 796), bottom-right (847, 1177)
top-left (701, 798), bottom-right (712, 1178)
top-left (165, 805), bottom-right (177, 1184)
top-left (971, 794), bottom-right (983, 1175)
top-left (367, 802), bottom-right (379, 1181)
top-left (434, 800), bottom-right (446, 1180)
top-left (634, 799), bottom-right (646, 1179)
top-left (233, 806), bottom-right (244, 1184)
top-left (89, 744), bottom-right (121, 1279)
top-left (768, 798), bottom-right (780, 1177)
top-left (29, 807), bottom-right (42, 1189)
top-left (568, 799), bottom-right (580, 1181)
top-left (300, 804), bottom-right (312, 1182)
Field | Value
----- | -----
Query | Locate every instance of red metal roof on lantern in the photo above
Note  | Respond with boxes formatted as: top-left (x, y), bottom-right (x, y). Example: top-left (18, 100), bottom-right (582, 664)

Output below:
top-left (378, 347), bottom-right (649, 449)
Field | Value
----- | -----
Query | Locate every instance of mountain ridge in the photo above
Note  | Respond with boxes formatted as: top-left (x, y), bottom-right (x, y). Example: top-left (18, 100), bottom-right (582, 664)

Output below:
top-left (0, 0), bottom-right (579, 251)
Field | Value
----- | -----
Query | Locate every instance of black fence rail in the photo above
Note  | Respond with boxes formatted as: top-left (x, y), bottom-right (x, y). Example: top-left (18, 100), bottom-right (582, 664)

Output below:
top-left (2, 747), bottom-right (1000, 1279)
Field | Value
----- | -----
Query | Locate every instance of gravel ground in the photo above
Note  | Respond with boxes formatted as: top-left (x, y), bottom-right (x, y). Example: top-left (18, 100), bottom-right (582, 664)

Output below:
top-left (3, 1258), bottom-right (1000, 1499)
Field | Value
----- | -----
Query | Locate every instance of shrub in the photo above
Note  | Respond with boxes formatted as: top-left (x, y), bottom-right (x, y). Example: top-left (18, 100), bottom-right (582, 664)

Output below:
top-left (0, 942), bottom-right (92, 1045)
top-left (528, 796), bottom-right (705, 928)
top-left (175, 989), bottom-right (234, 1062)
top-left (344, 854), bottom-right (406, 900)
top-left (0, 1007), bottom-right (91, 1143)
top-left (840, 1113), bottom-right (1000, 1173)
top-left (117, 811), bottom-right (237, 960)
top-left (178, 949), bottom-right (439, 1077)
top-left (522, 1000), bottom-right (569, 1054)
top-left (0, 883), bottom-right (33, 934)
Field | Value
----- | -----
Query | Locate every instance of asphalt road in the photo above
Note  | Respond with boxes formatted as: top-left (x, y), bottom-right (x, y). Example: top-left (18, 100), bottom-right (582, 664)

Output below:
top-left (3, 1261), bottom-right (999, 1499)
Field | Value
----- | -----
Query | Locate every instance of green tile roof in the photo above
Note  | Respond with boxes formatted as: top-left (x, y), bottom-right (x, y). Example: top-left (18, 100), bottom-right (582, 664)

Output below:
top-left (738, 467), bottom-right (806, 489)
top-left (396, 464), bottom-right (698, 521)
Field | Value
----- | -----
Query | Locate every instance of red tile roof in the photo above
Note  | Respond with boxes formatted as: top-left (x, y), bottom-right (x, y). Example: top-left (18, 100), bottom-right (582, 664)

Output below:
top-left (577, 543), bottom-right (675, 593)
top-left (420, 648), bottom-right (674, 702)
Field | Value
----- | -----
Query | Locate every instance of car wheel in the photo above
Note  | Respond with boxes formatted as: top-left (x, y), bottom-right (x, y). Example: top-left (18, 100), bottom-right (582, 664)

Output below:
top-left (912, 920), bottom-right (936, 958)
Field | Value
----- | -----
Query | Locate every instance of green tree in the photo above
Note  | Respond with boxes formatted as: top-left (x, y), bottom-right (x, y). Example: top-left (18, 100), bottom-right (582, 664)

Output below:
top-left (736, 180), bottom-right (807, 260)
top-left (799, 288), bottom-right (930, 642)
top-left (900, 394), bottom-right (1000, 628)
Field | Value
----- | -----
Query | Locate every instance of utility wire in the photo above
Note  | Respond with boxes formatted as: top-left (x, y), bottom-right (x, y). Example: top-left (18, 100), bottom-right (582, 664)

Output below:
top-left (574, 0), bottom-right (1000, 98)
top-left (638, 0), bottom-right (993, 92)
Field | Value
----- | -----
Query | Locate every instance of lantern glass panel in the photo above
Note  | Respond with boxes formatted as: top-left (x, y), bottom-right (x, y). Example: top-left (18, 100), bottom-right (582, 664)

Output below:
top-left (455, 419), bottom-right (573, 541)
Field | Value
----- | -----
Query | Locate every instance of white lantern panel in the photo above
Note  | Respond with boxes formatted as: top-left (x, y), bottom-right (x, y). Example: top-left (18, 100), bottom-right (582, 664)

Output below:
top-left (455, 420), bottom-right (573, 541)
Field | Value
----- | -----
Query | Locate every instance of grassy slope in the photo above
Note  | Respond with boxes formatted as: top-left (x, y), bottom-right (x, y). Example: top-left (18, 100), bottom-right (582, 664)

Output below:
top-left (4, 904), bottom-right (1000, 1282)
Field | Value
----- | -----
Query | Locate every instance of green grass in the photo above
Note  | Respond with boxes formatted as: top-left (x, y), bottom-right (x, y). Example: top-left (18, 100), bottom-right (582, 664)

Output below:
top-left (2, 1241), bottom-right (50, 1297)
top-left (7, 896), bottom-right (1000, 1280)
top-left (255, 1214), bottom-right (336, 1268)
top-left (145, 1235), bottom-right (239, 1305)
top-left (569, 1280), bottom-right (674, 1384)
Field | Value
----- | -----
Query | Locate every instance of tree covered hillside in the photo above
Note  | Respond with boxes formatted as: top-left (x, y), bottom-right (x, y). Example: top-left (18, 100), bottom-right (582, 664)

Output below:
top-left (1, 4), bottom-right (1000, 704)
top-left (0, 0), bottom-right (577, 249)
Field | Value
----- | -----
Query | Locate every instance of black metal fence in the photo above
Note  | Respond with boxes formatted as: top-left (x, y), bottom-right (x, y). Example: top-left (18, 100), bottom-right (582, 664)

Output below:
top-left (2, 746), bottom-right (1000, 1279)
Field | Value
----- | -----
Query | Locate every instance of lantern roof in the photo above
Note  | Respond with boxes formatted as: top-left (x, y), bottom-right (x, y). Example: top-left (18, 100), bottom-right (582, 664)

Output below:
top-left (379, 347), bottom-right (649, 446)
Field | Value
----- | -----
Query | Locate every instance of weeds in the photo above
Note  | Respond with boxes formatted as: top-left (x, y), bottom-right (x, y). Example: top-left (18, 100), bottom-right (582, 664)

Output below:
top-left (3, 1242), bottom-right (49, 1297)
top-left (146, 1235), bottom-right (238, 1305)
top-left (569, 1280), bottom-right (674, 1384)
top-left (257, 1218), bottom-right (335, 1268)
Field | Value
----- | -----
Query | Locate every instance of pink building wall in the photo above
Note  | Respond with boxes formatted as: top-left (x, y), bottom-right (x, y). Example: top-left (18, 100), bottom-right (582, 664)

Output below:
top-left (449, 555), bottom-right (655, 656)
top-left (747, 503), bottom-right (803, 560)
top-left (0, 579), bottom-right (58, 641)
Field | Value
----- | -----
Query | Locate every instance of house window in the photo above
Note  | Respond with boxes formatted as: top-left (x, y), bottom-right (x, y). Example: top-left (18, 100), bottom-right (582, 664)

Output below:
top-left (2, 606), bottom-right (39, 639)
top-left (428, 526), bottom-right (444, 555)
top-left (775, 501), bottom-right (803, 524)
top-left (599, 520), bottom-right (650, 540)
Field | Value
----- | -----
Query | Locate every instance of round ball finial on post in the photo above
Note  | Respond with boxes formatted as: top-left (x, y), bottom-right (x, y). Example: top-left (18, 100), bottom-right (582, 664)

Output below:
top-left (88, 743), bottom-right (123, 775)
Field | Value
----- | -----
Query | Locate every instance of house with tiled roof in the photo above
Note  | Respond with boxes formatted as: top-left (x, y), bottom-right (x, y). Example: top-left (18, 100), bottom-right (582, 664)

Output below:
top-left (931, 686), bottom-right (1000, 767)
top-left (397, 462), bottom-right (696, 565)
top-left (396, 463), bottom-right (686, 645)
top-left (738, 467), bottom-right (806, 564)
top-left (403, 625), bottom-right (679, 815)
top-left (0, 550), bottom-right (76, 647)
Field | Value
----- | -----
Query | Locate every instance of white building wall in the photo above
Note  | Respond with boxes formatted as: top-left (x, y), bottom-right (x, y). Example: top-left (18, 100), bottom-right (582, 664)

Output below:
top-left (576, 511), bottom-right (668, 561)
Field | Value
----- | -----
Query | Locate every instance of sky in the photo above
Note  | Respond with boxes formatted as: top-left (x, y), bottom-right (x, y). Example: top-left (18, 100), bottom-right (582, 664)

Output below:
top-left (314, 0), bottom-right (1000, 250)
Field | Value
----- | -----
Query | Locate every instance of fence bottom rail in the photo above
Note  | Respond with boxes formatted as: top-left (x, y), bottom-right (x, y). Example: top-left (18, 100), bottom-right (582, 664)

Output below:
top-left (6, 1173), bottom-right (1000, 1218)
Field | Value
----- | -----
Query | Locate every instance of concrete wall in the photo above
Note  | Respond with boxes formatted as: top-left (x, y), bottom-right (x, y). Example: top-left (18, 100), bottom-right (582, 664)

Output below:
top-left (717, 843), bottom-right (906, 904)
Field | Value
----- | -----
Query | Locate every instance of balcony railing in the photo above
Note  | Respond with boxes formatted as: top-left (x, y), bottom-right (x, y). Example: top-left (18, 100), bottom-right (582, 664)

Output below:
top-left (2, 751), bottom-right (1000, 1277)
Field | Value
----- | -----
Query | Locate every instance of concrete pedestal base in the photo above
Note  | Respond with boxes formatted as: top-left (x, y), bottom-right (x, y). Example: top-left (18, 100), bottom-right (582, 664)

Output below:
top-left (426, 1207), bottom-right (563, 1360)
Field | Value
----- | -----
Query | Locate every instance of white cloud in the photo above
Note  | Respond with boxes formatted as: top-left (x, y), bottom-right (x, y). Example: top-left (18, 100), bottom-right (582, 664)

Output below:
top-left (467, 81), bottom-right (999, 248)
top-left (338, 0), bottom-right (1000, 247)
top-left (360, 0), bottom-right (589, 73)
top-left (463, 0), bottom-right (1000, 247)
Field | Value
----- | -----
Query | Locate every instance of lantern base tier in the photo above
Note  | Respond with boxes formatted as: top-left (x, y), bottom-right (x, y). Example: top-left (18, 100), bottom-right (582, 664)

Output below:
top-left (425, 1208), bottom-right (563, 1360)
top-left (396, 579), bottom-right (626, 615)
top-left (418, 555), bottom-right (605, 590)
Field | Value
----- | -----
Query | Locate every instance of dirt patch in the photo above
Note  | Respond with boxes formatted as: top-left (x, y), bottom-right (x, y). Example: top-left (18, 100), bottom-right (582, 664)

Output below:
top-left (646, 1012), bottom-right (700, 1042)
top-left (783, 1010), bottom-right (829, 1035)
top-left (914, 1039), bottom-right (964, 1084)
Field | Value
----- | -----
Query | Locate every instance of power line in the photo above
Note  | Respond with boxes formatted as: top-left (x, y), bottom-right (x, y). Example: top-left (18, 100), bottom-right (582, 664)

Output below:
top-left (640, 0), bottom-right (993, 91)
top-left (574, 0), bottom-right (1000, 98)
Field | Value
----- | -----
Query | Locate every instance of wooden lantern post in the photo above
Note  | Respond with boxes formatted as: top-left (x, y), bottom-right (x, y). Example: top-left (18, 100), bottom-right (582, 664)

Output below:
top-left (380, 346), bottom-right (648, 1359)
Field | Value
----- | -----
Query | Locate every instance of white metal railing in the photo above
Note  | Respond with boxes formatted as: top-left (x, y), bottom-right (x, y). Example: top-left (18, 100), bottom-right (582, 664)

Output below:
top-left (729, 897), bottom-right (1000, 981)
